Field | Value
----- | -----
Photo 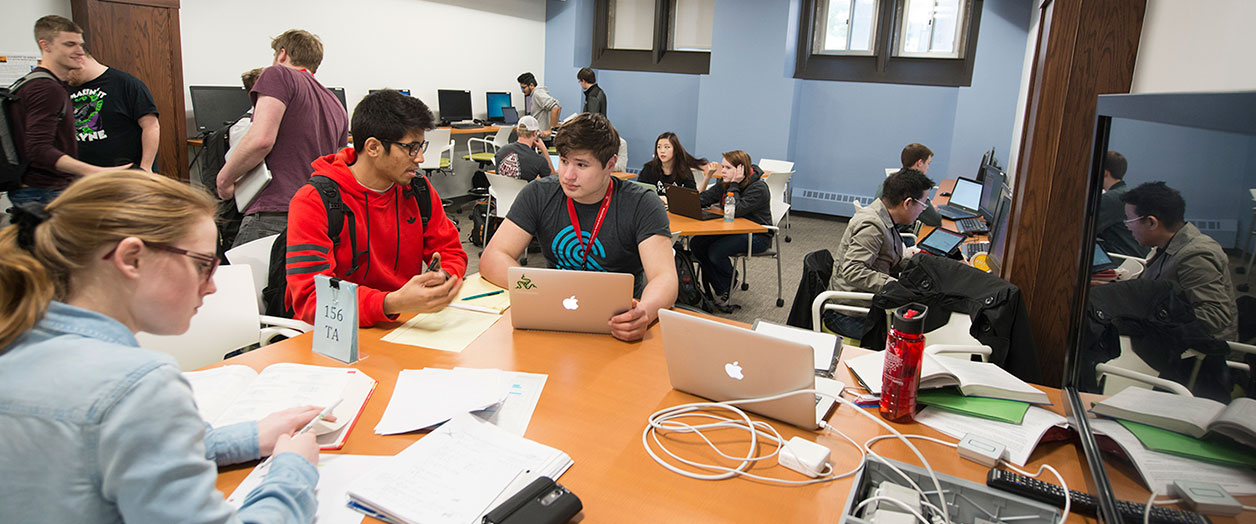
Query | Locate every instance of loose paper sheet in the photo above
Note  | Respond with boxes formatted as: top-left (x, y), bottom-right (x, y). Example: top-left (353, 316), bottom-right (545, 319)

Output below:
top-left (228, 454), bottom-right (391, 524)
top-left (915, 405), bottom-right (1067, 466)
top-left (469, 370), bottom-right (549, 436)
top-left (1089, 419), bottom-right (1256, 495)
top-left (382, 306), bottom-right (502, 352)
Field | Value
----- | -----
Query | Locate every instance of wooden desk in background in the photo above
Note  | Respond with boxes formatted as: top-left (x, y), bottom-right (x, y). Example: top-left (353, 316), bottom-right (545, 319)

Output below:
top-left (918, 178), bottom-right (989, 245)
top-left (668, 212), bottom-right (768, 237)
top-left (208, 309), bottom-right (1128, 523)
top-left (187, 126), bottom-right (491, 148)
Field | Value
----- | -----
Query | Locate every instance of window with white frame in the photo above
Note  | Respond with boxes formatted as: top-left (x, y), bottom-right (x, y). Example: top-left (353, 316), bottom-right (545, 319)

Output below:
top-left (608, 0), bottom-right (656, 51)
top-left (814, 0), bottom-right (878, 55)
top-left (896, 0), bottom-right (970, 58)
top-left (669, 0), bottom-right (714, 52)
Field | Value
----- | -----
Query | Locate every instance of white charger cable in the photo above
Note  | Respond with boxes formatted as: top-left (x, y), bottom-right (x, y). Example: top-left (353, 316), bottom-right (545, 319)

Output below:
top-left (643, 389), bottom-right (954, 524)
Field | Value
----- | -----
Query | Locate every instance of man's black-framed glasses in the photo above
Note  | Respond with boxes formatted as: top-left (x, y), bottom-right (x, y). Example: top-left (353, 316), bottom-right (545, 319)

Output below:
top-left (385, 140), bottom-right (428, 157)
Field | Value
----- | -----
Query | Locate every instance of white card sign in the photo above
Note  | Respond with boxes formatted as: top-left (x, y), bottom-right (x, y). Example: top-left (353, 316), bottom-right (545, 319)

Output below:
top-left (313, 274), bottom-right (358, 363)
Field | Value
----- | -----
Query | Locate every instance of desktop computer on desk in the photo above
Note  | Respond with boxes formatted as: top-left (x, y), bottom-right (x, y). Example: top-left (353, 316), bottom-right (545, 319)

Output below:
top-left (438, 89), bottom-right (479, 128)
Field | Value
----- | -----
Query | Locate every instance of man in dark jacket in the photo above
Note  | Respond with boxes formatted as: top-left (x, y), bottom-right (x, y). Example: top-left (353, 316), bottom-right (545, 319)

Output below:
top-left (577, 67), bottom-right (606, 117)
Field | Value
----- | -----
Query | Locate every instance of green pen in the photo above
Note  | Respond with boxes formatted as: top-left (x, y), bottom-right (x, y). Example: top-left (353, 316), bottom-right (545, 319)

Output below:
top-left (461, 290), bottom-right (505, 301)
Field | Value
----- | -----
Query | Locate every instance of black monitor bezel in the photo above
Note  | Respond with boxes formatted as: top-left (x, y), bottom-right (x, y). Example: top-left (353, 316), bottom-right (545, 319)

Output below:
top-left (437, 89), bottom-right (473, 122)
top-left (188, 85), bottom-right (251, 133)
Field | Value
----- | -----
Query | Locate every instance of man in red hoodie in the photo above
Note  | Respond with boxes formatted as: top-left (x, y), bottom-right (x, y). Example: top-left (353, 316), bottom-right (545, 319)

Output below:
top-left (284, 90), bottom-right (467, 326)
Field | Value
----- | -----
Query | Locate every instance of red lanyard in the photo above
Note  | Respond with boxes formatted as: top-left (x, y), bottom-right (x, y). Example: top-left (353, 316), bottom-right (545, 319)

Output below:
top-left (566, 179), bottom-right (615, 270)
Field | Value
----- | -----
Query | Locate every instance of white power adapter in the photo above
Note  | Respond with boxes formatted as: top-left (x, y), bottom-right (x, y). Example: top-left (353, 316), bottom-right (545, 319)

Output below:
top-left (958, 433), bottom-right (1006, 467)
top-left (779, 436), bottom-right (831, 478)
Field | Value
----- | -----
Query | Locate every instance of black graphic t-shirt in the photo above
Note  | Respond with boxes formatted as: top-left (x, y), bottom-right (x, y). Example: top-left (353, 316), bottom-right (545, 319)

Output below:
top-left (70, 68), bottom-right (158, 168)
top-left (506, 176), bottom-right (671, 297)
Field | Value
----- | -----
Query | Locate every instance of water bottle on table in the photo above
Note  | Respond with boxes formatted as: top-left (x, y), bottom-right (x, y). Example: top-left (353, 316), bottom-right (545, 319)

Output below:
top-left (723, 192), bottom-right (736, 222)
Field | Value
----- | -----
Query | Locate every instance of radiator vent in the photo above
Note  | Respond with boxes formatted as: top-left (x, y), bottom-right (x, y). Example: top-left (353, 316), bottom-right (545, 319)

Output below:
top-left (793, 188), bottom-right (875, 216)
top-left (1187, 218), bottom-right (1238, 249)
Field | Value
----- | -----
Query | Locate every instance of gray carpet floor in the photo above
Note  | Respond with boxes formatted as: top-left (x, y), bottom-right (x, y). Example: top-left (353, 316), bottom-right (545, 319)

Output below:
top-left (450, 204), bottom-right (850, 326)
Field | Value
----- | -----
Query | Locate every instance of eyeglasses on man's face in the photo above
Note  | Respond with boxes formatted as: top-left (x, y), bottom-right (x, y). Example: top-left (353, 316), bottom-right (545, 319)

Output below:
top-left (384, 140), bottom-right (428, 158)
top-left (1123, 215), bottom-right (1148, 225)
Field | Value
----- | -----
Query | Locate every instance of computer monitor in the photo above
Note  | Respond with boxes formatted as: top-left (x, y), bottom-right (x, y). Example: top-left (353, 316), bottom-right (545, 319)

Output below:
top-left (978, 165), bottom-right (1006, 223)
top-left (189, 86), bottom-right (251, 134)
top-left (486, 91), bottom-right (512, 122)
top-left (986, 187), bottom-right (1013, 275)
top-left (437, 89), bottom-right (473, 122)
top-left (328, 87), bottom-right (347, 109)
top-left (369, 88), bottom-right (410, 96)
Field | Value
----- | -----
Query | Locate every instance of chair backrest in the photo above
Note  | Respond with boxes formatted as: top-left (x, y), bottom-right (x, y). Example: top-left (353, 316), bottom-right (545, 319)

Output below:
top-left (492, 126), bottom-right (513, 148)
top-left (225, 233), bottom-right (279, 312)
top-left (758, 158), bottom-right (794, 173)
top-left (885, 167), bottom-right (898, 178)
top-left (615, 137), bottom-right (628, 172)
top-left (134, 265), bottom-right (261, 370)
top-left (762, 171), bottom-right (793, 225)
top-left (486, 173), bottom-right (530, 218)
top-left (419, 128), bottom-right (452, 169)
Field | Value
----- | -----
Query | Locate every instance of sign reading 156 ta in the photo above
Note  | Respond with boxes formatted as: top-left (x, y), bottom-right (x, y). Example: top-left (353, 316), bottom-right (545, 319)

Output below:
top-left (313, 274), bottom-right (358, 363)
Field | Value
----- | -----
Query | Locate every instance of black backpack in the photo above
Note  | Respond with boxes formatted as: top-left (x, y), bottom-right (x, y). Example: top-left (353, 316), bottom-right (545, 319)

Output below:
top-left (672, 242), bottom-right (722, 314)
top-left (260, 174), bottom-right (434, 317)
top-left (0, 71), bottom-right (61, 192)
top-left (192, 115), bottom-right (249, 260)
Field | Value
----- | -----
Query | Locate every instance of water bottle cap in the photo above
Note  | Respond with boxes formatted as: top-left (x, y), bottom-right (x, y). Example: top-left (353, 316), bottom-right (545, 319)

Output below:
top-left (892, 303), bottom-right (928, 334)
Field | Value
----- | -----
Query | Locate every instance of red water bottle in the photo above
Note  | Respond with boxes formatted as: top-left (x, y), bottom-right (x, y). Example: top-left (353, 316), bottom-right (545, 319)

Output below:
top-left (880, 303), bottom-right (928, 423)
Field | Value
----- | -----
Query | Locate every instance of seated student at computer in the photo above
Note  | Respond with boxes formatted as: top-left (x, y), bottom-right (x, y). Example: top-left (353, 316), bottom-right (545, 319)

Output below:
top-left (637, 131), bottom-right (707, 195)
top-left (1096, 151), bottom-right (1149, 258)
top-left (876, 143), bottom-right (941, 228)
top-left (285, 90), bottom-right (468, 326)
top-left (494, 115), bottom-right (553, 181)
top-left (690, 150), bottom-right (772, 304)
top-left (480, 113), bottom-right (677, 342)
top-left (1122, 181), bottom-right (1238, 341)
top-left (0, 170), bottom-right (325, 522)
top-left (824, 169), bottom-right (934, 338)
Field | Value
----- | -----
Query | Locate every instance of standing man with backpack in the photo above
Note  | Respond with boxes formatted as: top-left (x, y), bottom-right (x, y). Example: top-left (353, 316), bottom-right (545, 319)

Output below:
top-left (5, 15), bottom-right (123, 206)
top-left (282, 90), bottom-right (467, 326)
top-left (216, 29), bottom-right (348, 247)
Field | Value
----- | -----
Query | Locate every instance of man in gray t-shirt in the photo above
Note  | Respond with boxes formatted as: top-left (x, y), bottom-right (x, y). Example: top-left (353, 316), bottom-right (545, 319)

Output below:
top-left (494, 115), bottom-right (553, 181)
top-left (480, 113), bottom-right (677, 342)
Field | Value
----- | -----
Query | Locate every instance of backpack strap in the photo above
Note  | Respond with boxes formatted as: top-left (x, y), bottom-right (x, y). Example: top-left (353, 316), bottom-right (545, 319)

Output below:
top-left (404, 175), bottom-right (433, 228)
top-left (308, 175), bottom-right (365, 276)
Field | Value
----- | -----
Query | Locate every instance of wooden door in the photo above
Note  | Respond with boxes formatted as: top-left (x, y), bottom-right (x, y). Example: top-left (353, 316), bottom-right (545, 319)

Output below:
top-left (71, 0), bottom-right (187, 181)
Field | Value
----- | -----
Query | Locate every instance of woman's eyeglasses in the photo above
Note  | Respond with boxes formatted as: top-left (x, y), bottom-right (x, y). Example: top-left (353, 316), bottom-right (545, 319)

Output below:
top-left (102, 241), bottom-right (219, 284)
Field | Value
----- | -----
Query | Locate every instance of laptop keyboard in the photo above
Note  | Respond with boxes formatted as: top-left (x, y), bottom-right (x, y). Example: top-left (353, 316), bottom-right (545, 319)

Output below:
top-left (961, 241), bottom-right (990, 260)
top-left (936, 205), bottom-right (977, 220)
top-left (956, 217), bottom-right (988, 234)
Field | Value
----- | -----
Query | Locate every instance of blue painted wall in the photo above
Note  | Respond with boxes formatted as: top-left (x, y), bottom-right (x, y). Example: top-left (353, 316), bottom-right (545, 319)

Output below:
top-left (545, 0), bottom-right (1031, 216)
top-left (1107, 118), bottom-right (1255, 249)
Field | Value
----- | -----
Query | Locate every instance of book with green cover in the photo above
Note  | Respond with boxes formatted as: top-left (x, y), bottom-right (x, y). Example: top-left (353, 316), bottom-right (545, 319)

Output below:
top-left (917, 388), bottom-right (1031, 424)
top-left (1116, 419), bottom-right (1256, 468)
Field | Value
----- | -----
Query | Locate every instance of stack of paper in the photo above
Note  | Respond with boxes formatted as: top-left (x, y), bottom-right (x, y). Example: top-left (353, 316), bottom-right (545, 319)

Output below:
top-left (915, 405), bottom-right (1068, 466)
top-left (348, 413), bottom-right (573, 524)
top-left (375, 368), bottom-right (548, 436)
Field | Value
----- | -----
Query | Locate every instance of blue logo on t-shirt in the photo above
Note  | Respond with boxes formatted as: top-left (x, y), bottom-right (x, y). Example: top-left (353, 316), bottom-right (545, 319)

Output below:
top-left (552, 225), bottom-right (607, 271)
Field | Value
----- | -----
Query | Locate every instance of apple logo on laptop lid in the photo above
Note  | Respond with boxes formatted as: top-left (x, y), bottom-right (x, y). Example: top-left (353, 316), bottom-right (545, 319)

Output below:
top-left (725, 361), bottom-right (744, 380)
top-left (563, 295), bottom-right (579, 310)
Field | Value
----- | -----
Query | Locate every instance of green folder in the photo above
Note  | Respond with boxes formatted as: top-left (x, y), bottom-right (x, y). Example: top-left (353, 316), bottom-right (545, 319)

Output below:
top-left (1117, 419), bottom-right (1256, 468)
top-left (917, 388), bottom-right (1031, 424)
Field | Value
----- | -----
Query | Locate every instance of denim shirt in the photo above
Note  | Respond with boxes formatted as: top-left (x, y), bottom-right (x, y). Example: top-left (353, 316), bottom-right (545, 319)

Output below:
top-left (0, 301), bottom-right (318, 523)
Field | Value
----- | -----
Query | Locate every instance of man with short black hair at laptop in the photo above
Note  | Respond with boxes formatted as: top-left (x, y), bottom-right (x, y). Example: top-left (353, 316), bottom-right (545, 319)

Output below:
top-left (876, 143), bottom-right (941, 230)
top-left (824, 169), bottom-right (935, 338)
top-left (481, 113), bottom-right (677, 342)
top-left (494, 115), bottom-right (553, 181)
top-left (1095, 150), bottom-right (1150, 258)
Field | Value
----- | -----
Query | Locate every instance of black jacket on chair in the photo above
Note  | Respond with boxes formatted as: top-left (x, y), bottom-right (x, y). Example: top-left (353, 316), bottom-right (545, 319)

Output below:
top-left (868, 255), bottom-right (1043, 384)
top-left (787, 249), bottom-right (834, 330)
top-left (1080, 278), bottom-right (1231, 401)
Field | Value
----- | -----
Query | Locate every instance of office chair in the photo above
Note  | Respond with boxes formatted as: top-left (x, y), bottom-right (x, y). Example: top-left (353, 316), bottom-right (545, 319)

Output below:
top-left (420, 128), bottom-right (455, 176)
top-left (731, 171), bottom-right (791, 307)
top-left (812, 291), bottom-right (989, 352)
top-left (463, 127), bottom-right (512, 170)
top-left (134, 265), bottom-right (310, 370)
top-left (484, 174), bottom-right (530, 262)
top-left (224, 233), bottom-right (280, 313)
top-left (759, 159), bottom-right (794, 242)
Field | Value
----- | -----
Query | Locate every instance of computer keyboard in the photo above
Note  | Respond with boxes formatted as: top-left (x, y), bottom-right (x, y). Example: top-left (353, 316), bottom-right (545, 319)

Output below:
top-left (956, 217), bottom-right (988, 234)
top-left (450, 122), bottom-right (481, 129)
top-left (960, 241), bottom-right (989, 261)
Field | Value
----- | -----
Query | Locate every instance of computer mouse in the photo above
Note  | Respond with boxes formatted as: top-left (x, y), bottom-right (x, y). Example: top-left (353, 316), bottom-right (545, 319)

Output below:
top-left (939, 192), bottom-right (951, 197)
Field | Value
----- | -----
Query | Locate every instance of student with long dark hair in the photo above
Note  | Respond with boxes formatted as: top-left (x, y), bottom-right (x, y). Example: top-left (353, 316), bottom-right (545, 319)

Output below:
top-left (690, 149), bottom-right (772, 305)
top-left (0, 170), bottom-right (324, 523)
top-left (637, 132), bottom-right (709, 195)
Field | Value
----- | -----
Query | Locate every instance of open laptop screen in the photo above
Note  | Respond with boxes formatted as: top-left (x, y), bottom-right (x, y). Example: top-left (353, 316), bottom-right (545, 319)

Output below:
top-left (949, 177), bottom-right (982, 211)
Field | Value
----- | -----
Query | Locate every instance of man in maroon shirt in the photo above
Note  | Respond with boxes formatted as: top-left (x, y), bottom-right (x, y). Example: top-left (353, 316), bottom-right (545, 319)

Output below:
top-left (215, 29), bottom-right (349, 247)
top-left (9, 15), bottom-right (124, 206)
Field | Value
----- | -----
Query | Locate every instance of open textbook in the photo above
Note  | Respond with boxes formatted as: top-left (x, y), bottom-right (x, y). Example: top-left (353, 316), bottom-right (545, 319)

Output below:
top-left (1091, 388), bottom-right (1256, 448)
top-left (1089, 419), bottom-right (1256, 496)
top-left (846, 349), bottom-right (1049, 404)
top-left (183, 363), bottom-right (376, 450)
top-left (347, 413), bottom-right (572, 524)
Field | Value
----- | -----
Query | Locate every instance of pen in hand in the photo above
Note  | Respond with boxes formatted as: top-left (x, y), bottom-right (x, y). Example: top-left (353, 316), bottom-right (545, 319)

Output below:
top-left (259, 399), bottom-right (343, 468)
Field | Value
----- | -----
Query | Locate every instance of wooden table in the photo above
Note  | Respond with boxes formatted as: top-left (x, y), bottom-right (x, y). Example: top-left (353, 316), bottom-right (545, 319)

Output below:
top-left (668, 212), bottom-right (769, 237)
top-left (210, 310), bottom-right (1125, 523)
top-left (188, 127), bottom-right (487, 148)
top-left (919, 178), bottom-right (989, 246)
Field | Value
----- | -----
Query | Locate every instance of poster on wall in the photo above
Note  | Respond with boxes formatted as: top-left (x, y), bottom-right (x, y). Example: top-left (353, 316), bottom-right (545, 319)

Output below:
top-left (0, 54), bottom-right (40, 85)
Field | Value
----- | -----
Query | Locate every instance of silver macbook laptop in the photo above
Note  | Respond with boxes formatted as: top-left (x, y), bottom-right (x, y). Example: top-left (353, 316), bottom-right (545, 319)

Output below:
top-left (657, 309), bottom-right (843, 429)
top-left (508, 267), bottom-right (633, 334)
